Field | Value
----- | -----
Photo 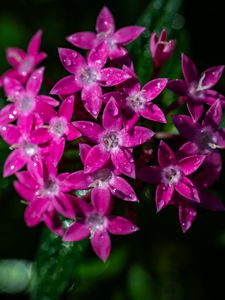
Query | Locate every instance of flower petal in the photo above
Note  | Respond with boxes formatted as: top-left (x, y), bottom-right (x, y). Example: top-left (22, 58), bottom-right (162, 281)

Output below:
top-left (109, 175), bottom-right (138, 201)
top-left (27, 30), bottom-right (42, 55)
top-left (176, 142), bottom-right (198, 160)
top-left (29, 128), bottom-right (52, 144)
top-left (36, 95), bottom-right (59, 107)
top-left (27, 157), bottom-right (43, 185)
top-left (14, 181), bottom-right (35, 202)
top-left (182, 53), bottom-right (199, 84)
top-left (6, 48), bottom-right (26, 68)
top-left (26, 67), bottom-right (44, 96)
top-left (108, 216), bottom-right (139, 234)
top-left (66, 124), bottom-right (81, 141)
top-left (187, 102), bottom-right (204, 122)
top-left (91, 187), bottom-right (111, 215)
top-left (63, 222), bottom-right (89, 241)
top-left (137, 166), bottom-right (162, 183)
top-left (67, 31), bottom-right (97, 49)
top-left (167, 79), bottom-right (188, 95)
top-left (58, 48), bottom-right (86, 74)
top-left (199, 65), bottom-right (224, 90)
top-left (3, 149), bottom-right (26, 177)
top-left (96, 6), bottom-right (115, 33)
top-left (111, 148), bottom-right (135, 178)
top-left (172, 114), bottom-right (199, 140)
top-left (179, 200), bottom-right (197, 233)
top-left (175, 177), bottom-right (199, 202)
top-left (59, 95), bottom-right (74, 121)
top-left (0, 104), bottom-right (17, 124)
top-left (81, 84), bottom-right (102, 118)
top-left (24, 198), bottom-right (49, 227)
top-left (140, 103), bottom-right (166, 123)
top-left (48, 138), bottom-right (65, 165)
top-left (100, 68), bottom-right (131, 86)
top-left (3, 77), bottom-right (24, 100)
top-left (102, 97), bottom-right (122, 130)
top-left (50, 75), bottom-right (82, 95)
top-left (91, 230), bottom-right (111, 262)
top-left (202, 100), bottom-right (222, 129)
top-left (79, 143), bottom-right (91, 164)
top-left (64, 171), bottom-right (91, 190)
top-left (43, 209), bottom-right (64, 236)
top-left (155, 183), bottom-right (174, 212)
top-left (54, 193), bottom-right (75, 219)
top-left (158, 140), bottom-right (176, 167)
top-left (84, 145), bottom-right (110, 174)
top-left (0, 124), bottom-right (20, 145)
top-left (73, 121), bottom-right (104, 143)
top-left (114, 26), bottom-right (145, 45)
top-left (177, 155), bottom-right (205, 175)
top-left (142, 78), bottom-right (168, 101)
top-left (121, 126), bottom-right (154, 147)
top-left (87, 42), bottom-right (108, 70)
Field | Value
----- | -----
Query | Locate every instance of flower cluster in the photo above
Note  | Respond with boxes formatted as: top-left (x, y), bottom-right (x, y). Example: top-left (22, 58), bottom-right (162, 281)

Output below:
top-left (0, 6), bottom-right (224, 261)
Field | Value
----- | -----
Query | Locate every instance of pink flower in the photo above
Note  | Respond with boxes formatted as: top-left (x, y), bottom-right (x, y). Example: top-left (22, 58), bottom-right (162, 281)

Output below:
top-left (67, 6), bottom-right (145, 60)
top-left (104, 75), bottom-right (167, 130)
top-left (1, 30), bottom-right (47, 85)
top-left (64, 143), bottom-right (138, 202)
top-left (73, 97), bottom-right (154, 178)
top-left (14, 157), bottom-right (77, 235)
top-left (167, 53), bottom-right (225, 121)
top-left (0, 67), bottom-right (58, 125)
top-left (137, 141), bottom-right (205, 211)
top-left (150, 29), bottom-right (176, 68)
top-left (1, 115), bottom-right (47, 177)
top-left (50, 43), bottom-right (131, 118)
top-left (29, 95), bottom-right (81, 145)
top-left (63, 193), bottom-right (138, 261)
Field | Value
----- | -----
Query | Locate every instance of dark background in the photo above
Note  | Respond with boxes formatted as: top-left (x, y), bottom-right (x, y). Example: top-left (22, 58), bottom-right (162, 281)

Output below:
top-left (0, 0), bottom-right (225, 299)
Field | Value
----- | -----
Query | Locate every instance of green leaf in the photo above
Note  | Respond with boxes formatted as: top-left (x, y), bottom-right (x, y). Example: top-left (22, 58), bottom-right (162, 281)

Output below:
top-left (129, 0), bottom-right (184, 84)
top-left (29, 228), bottom-right (87, 300)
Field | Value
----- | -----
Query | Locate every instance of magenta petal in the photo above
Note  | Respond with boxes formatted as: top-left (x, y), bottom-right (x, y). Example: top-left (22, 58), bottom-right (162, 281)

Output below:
top-left (121, 126), bottom-right (154, 147)
top-left (114, 26), bottom-right (145, 45)
top-left (137, 166), bottom-right (162, 183)
top-left (199, 191), bottom-right (225, 211)
top-left (30, 128), bottom-right (52, 144)
top-left (96, 6), bottom-right (115, 33)
top-left (108, 216), bottom-right (139, 235)
top-left (64, 171), bottom-right (91, 189)
top-left (156, 183), bottom-right (174, 212)
top-left (0, 104), bottom-right (17, 124)
top-left (49, 138), bottom-right (65, 165)
top-left (84, 145), bottom-right (110, 174)
top-left (142, 78), bottom-right (168, 101)
top-left (27, 158), bottom-right (43, 185)
top-left (66, 124), bottom-right (81, 141)
top-left (91, 187), bottom-right (111, 215)
top-left (26, 67), bottom-right (44, 96)
top-left (79, 143), bottom-right (91, 164)
top-left (158, 140), bottom-right (176, 167)
top-left (177, 155), bottom-right (205, 175)
top-left (36, 95), bottom-right (59, 107)
top-left (200, 65), bottom-right (224, 89)
top-left (43, 209), bottom-right (64, 236)
top-left (24, 198), bottom-right (49, 227)
top-left (16, 171), bottom-right (37, 189)
top-left (100, 68), bottom-right (131, 86)
top-left (187, 102), bottom-right (204, 122)
top-left (6, 48), bottom-right (26, 68)
top-left (179, 201), bottom-right (197, 233)
top-left (172, 115), bottom-right (199, 140)
top-left (182, 53), bottom-right (199, 84)
top-left (53, 193), bottom-right (75, 219)
top-left (82, 84), bottom-right (102, 118)
top-left (14, 181), bottom-right (35, 202)
top-left (0, 124), bottom-right (20, 145)
top-left (27, 30), bottom-right (42, 55)
top-left (167, 79), bottom-right (188, 96)
top-left (102, 97), bottom-right (122, 131)
top-left (141, 103), bottom-right (166, 123)
top-left (58, 48), bottom-right (86, 74)
top-left (67, 31), bottom-right (97, 49)
top-left (3, 77), bottom-right (24, 99)
top-left (3, 149), bottom-right (26, 177)
top-left (111, 148), bottom-right (135, 178)
top-left (175, 177), bottom-right (199, 202)
top-left (202, 100), bottom-right (222, 129)
top-left (91, 230), bottom-right (111, 262)
top-left (50, 75), bottom-right (82, 95)
top-left (176, 142), bottom-right (198, 160)
top-left (109, 175), bottom-right (138, 201)
top-left (59, 95), bottom-right (74, 121)
top-left (73, 121), bottom-right (104, 142)
top-left (88, 42), bottom-right (108, 70)
top-left (64, 222), bottom-right (89, 241)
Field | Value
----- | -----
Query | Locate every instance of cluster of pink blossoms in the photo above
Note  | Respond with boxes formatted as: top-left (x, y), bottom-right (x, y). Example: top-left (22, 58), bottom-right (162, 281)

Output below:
top-left (0, 6), bottom-right (225, 261)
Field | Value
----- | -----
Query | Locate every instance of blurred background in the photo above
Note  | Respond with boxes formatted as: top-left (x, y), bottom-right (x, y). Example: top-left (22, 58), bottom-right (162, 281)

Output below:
top-left (0, 0), bottom-right (225, 299)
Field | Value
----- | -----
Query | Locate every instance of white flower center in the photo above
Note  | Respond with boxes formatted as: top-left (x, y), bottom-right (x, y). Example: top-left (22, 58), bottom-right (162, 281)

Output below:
top-left (86, 213), bottom-right (106, 235)
top-left (103, 131), bottom-right (119, 151)
top-left (23, 141), bottom-right (38, 157)
top-left (89, 168), bottom-right (112, 188)
top-left (80, 67), bottom-right (97, 85)
top-left (161, 165), bottom-right (181, 187)
top-left (126, 92), bottom-right (145, 111)
top-left (49, 117), bottom-right (67, 138)
top-left (19, 56), bottom-right (34, 75)
top-left (36, 179), bottom-right (59, 198)
top-left (194, 127), bottom-right (219, 153)
top-left (17, 96), bottom-right (35, 115)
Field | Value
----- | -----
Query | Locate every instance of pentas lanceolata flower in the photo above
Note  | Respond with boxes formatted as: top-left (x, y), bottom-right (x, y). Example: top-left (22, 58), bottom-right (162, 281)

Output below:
top-left (0, 6), bottom-right (225, 262)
